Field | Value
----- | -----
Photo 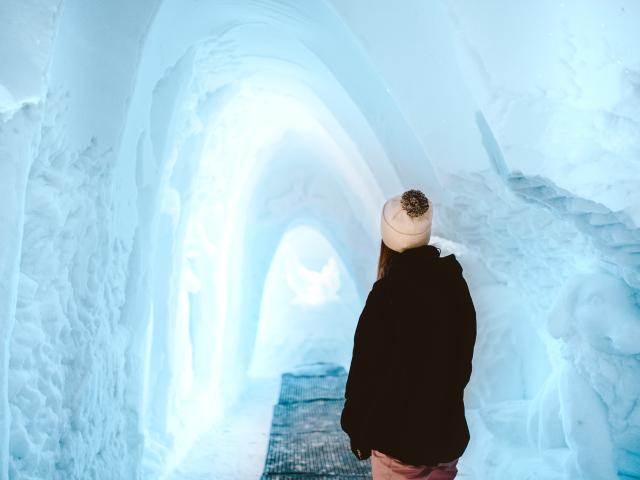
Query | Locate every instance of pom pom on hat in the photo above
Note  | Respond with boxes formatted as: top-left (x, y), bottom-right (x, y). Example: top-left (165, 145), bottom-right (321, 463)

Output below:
top-left (380, 189), bottom-right (433, 253)
top-left (400, 189), bottom-right (430, 218)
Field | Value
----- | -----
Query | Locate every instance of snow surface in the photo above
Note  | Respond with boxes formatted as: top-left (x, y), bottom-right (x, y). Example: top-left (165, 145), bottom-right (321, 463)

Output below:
top-left (1, 1), bottom-right (639, 479)
top-left (165, 376), bottom-right (280, 480)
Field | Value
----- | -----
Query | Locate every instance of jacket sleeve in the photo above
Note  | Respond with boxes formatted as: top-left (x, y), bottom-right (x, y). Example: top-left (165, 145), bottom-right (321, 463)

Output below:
top-left (341, 280), bottom-right (388, 444)
top-left (455, 269), bottom-right (477, 388)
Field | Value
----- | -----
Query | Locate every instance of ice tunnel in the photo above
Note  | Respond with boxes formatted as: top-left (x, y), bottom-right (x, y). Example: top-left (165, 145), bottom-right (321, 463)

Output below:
top-left (1, 1), bottom-right (639, 479)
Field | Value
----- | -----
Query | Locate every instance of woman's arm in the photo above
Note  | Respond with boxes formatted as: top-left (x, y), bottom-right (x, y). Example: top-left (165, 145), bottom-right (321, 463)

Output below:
top-left (455, 270), bottom-right (477, 388)
top-left (340, 280), bottom-right (388, 449)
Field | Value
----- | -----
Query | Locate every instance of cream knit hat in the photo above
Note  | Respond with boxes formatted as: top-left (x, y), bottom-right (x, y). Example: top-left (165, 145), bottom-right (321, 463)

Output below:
top-left (380, 189), bottom-right (433, 253)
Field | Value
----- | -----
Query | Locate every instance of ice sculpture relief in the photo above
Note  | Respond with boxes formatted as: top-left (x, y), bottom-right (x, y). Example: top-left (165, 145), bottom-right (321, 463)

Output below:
top-left (529, 271), bottom-right (640, 480)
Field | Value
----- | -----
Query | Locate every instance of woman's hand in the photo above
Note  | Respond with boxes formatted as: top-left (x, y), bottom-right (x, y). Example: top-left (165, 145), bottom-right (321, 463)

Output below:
top-left (350, 437), bottom-right (371, 460)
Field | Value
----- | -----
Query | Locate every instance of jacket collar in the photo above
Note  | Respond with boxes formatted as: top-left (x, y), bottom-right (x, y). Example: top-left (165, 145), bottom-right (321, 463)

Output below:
top-left (387, 244), bottom-right (441, 276)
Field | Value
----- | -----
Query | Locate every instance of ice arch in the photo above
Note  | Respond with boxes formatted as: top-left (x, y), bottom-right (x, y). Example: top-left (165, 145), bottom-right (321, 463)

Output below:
top-left (146, 85), bottom-right (397, 469)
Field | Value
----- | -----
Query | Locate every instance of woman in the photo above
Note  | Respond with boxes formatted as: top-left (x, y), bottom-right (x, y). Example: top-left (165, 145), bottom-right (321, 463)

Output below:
top-left (340, 189), bottom-right (477, 480)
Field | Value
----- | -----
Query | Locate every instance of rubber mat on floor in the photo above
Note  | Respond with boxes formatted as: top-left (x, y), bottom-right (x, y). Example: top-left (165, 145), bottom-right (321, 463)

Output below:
top-left (278, 372), bottom-right (347, 404)
top-left (261, 362), bottom-right (371, 479)
top-left (262, 431), bottom-right (370, 476)
top-left (270, 398), bottom-right (345, 434)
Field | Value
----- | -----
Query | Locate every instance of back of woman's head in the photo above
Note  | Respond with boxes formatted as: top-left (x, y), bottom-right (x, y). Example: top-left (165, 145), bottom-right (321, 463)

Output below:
top-left (377, 189), bottom-right (434, 279)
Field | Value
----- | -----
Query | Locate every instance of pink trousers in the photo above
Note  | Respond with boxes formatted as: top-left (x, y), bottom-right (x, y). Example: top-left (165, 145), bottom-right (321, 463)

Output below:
top-left (370, 449), bottom-right (459, 480)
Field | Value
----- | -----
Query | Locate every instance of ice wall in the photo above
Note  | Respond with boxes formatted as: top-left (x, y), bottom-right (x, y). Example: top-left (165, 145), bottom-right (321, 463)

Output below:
top-left (446, 0), bottom-right (640, 225)
top-left (440, 2), bottom-right (640, 478)
top-left (0, 1), bottom-right (638, 479)
top-left (2, 1), bottom-right (161, 478)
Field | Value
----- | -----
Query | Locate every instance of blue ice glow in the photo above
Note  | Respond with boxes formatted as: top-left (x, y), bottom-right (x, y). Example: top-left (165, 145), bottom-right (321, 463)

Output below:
top-left (282, 228), bottom-right (342, 308)
top-left (1, 1), bottom-right (639, 479)
top-left (248, 226), bottom-right (361, 379)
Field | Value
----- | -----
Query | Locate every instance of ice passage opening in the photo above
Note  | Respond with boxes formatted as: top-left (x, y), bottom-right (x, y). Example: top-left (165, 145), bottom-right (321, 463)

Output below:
top-left (248, 225), bottom-right (362, 378)
top-left (138, 67), bottom-right (389, 475)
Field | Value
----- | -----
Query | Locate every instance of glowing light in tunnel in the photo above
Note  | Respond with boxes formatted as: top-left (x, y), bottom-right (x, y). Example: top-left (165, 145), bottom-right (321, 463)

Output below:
top-left (286, 256), bottom-right (341, 307)
top-left (248, 225), bottom-right (361, 378)
top-left (159, 75), bottom-right (386, 469)
top-left (203, 84), bottom-right (336, 404)
top-left (175, 75), bottom-right (386, 397)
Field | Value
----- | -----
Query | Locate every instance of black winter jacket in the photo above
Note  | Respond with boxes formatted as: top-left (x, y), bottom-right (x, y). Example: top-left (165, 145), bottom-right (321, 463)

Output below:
top-left (340, 244), bottom-right (477, 466)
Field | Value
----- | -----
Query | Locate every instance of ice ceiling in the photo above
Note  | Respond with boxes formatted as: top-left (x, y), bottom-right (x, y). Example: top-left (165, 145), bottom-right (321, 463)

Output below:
top-left (1, 1), bottom-right (639, 479)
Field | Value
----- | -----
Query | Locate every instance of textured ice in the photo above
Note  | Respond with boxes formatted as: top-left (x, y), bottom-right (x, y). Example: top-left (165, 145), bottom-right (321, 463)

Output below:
top-left (0, 1), bottom-right (638, 479)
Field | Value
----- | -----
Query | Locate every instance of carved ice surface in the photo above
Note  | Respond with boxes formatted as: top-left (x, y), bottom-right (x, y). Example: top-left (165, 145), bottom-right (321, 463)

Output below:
top-left (0, 1), bottom-right (638, 479)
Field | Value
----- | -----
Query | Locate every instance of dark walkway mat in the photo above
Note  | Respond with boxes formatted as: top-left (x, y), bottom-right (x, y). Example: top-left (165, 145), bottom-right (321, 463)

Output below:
top-left (261, 362), bottom-right (371, 479)
top-left (278, 372), bottom-right (347, 404)
top-left (271, 399), bottom-right (344, 434)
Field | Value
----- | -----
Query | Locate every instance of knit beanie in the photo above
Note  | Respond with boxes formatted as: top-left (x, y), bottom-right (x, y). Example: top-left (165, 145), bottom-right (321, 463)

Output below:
top-left (380, 189), bottom-right (433, 253)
